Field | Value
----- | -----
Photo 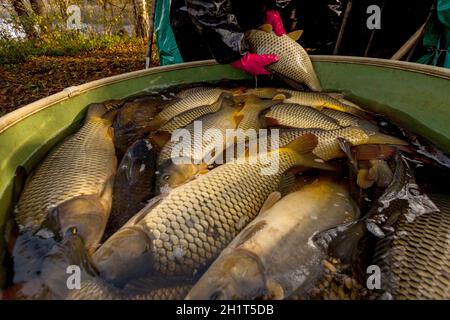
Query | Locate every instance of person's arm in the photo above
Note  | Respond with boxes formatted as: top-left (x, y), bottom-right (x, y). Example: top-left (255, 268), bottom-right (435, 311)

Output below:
top-left (186, 0), bottom-right (244, 64)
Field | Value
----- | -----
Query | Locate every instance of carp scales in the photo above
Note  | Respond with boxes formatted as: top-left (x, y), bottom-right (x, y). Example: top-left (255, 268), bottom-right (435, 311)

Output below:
top-left (242, 88), bottom-right (366, 116)
top-left (234, 95), bottom-right (280, 131)
top-left (155, 98), bottom-right (241, 192)
top-left (265, 103), bottom-right (342, 130)
top-left (277, 127), bottom-right (408, 161)
top-left (186, 175), bottom-right (358, 300)
top-left (321, 109), bottom-right (378, 132)
top-left (157, 97), bottom-right (240, 166)
top-left (150, 93), bottom-right (232, 148)
top-left (147, 87), bottom-right (227, 131)
top-left (245, 25), bottom-right (321, 91)
top-left (14, 103), bottom-right (117, 251)
top-left (93, 134), bottom-right (333, 282)
top-left (103, 139), bottom-right (157, 241)
top-left (373, 193), bottom-right (450, 300)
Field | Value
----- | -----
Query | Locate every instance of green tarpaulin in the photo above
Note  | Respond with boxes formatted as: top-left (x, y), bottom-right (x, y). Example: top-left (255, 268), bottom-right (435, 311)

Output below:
top-left (154, 0), bottom-right (183, 65)
top-left (418, 0), bottom-right (450, 68)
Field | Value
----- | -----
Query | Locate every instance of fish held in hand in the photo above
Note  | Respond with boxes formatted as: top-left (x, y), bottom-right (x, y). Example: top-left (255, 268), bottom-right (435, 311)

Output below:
top-left (245, 25), bottom-right (321, 91)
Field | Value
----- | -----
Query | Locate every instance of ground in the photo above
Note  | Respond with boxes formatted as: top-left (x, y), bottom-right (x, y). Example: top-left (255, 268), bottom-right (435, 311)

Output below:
top-left (0, 40), bottom-right (153, 116)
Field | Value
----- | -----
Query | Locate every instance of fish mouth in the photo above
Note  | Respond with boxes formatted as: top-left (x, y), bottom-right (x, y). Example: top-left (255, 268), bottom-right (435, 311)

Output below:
top-left (93, 226), bottom-right (154, 286)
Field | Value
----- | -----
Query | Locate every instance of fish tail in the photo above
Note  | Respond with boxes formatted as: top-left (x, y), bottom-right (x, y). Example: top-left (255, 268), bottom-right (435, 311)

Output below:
top-left (283, 133), bottom-right (335, 171)
top-left (366, 132), bottom-right (408, 146)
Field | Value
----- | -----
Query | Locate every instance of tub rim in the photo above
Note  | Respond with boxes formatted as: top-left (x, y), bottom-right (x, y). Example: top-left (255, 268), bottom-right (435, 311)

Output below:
top-left (1, 56), bottom-right (449, 135)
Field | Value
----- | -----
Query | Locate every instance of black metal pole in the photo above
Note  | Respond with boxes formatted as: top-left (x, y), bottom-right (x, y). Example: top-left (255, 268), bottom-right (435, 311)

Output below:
top-left (333, 0), bottom-right (353, 55)
top-left (146, 0), bottom-right (157, 69)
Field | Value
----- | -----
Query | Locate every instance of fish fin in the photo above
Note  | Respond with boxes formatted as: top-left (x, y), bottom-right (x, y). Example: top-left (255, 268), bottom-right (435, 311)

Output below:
top-left (13, 166), bottom-right (27, 205)
top-left (233, 113), bottom-right (245, 124)
top-left (266, 279), bottom-right (285, 300)
top-left (197, 169), bottom-right (210, 175)
top-left (264, 116), bottom-right (280, 127)
top-left (239, 97), bottom-right (279, 116)
top-left (149, 130), bottom-right (171, 148)
top-left (285, 133), bottom-right (318, 154)
top-left (284, 134), bottom-right (335, 171)
top-left (366, 132), bottom-right (408, 146)
top-left (259, 24), bottom-right (273, 33)
top-left (107, 126), bottom-right (114, 140)
top-left (286, 30), bottom-right (303, 41)
top-left (259, 192), bottom-right (282, 215)
top-left (352, 145), bottom-right (396, 161)
top-left (338, 137), bottom-right (358, 172)
top-left (326, 92), bottom-right (345, 100)
top-left (357, 168), bottom-right (375, 189)
top-left (272, 93), bottom-right (287, 100)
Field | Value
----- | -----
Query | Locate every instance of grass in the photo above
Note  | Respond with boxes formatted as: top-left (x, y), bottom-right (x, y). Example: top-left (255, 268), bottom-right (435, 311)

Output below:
top-left (0, 32), bottom-right (142, 65)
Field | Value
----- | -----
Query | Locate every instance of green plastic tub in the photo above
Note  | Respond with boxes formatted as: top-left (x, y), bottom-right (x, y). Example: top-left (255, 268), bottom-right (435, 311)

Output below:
top-left (0, 56), bottom-right (449, 287)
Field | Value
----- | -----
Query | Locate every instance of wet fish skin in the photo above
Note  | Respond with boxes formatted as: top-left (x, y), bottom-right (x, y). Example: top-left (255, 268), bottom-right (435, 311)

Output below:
top-left (157, 97), bottom-right (239, 166)
top-left (321, 109), bottom-right (379, 132)
top-left (265, 103), bottom-right (342, 130)
top-left (235, 95), bottom-right (280, 131)
top-left (15, 103), bottom-right (117, 251)
top-left (157, 94), bottom-right (229, 134)
top-left (281, 89), bottom-right (366, 116)
top-left (148, 87), bottom-right (227, 131)
top-left (93, 134), bottom-right (333, 282)
top-left (373, 193), bottom-right (450, 300)
top-left (245, 28), bottom-right (321, 91)
top-left (67, 278), bottom-right (192, 300)
top-left (277, 127), bottom-right (407, 161)
top-left (186, 176), bottom-right (358, 300)
top-left (113, 97), bottom-right (164, 155)
top-left (103, 139), bottom-right (157, 241)
top-left (155, 98), bottom-right (240, 192)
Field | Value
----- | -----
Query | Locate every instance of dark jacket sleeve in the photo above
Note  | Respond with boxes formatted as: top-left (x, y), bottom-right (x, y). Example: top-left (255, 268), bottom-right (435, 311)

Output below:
top-left (186, 0), bottom-right (246, 64)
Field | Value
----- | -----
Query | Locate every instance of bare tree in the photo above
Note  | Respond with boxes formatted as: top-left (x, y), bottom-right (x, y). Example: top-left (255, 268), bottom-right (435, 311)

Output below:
top-left (9, 0), bottom-right (36, 38)
top-left (29, 0), bottom-right (46, 16)
top-left (133, 0), bottom-right (149, 39)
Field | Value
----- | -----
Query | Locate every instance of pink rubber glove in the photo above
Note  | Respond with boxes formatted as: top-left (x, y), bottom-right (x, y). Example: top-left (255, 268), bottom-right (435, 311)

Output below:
top-left (230, 53), bottom-right (279, 75)
top-left (265, 9), bottom-right (286, 36)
